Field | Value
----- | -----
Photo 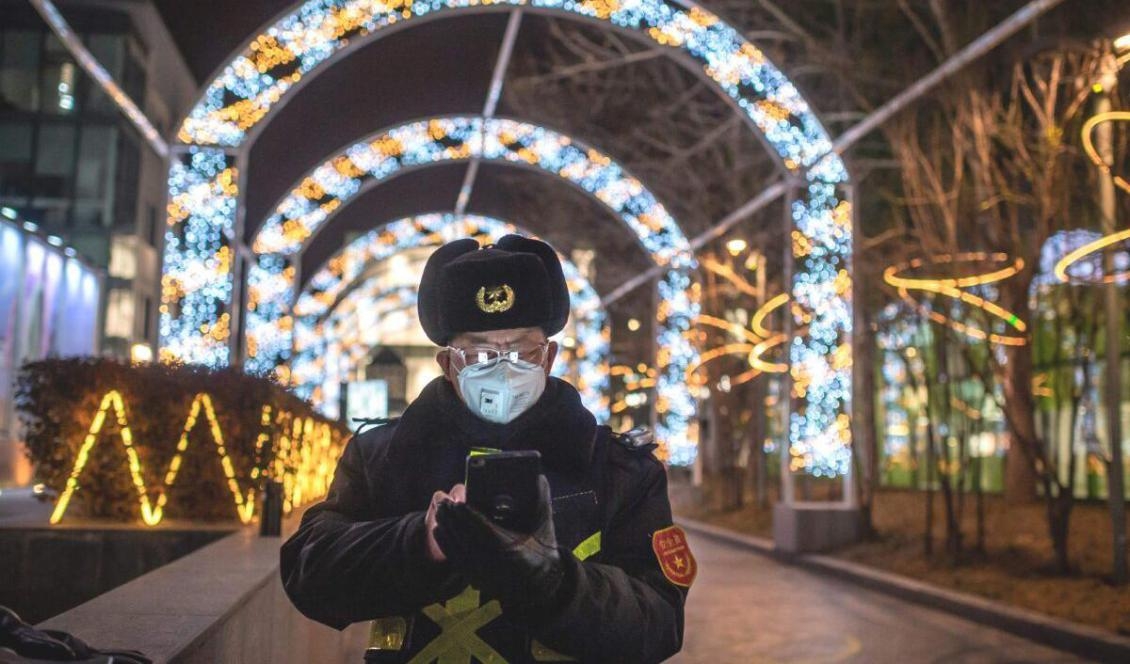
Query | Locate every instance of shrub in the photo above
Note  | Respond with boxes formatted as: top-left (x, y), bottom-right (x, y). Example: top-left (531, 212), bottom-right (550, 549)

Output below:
top-left (15, 358), bottom-right (347, 524)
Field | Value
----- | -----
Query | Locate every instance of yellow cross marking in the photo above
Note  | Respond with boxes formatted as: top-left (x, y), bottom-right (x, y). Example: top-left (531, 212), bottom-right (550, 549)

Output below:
top-left (410, 587), bottom-right (506, 664)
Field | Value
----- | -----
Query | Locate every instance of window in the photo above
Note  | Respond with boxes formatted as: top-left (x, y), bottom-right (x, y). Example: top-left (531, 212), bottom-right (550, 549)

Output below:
top-left (108, 235), bottom-right (136, 279)
top-left (0, 29), bottom-right (42, 112)
top-left (145, 204), bottom-right (158, 246)
top-left (0, 121), bottom-right (34, 193)
top-left (33, 124), bottom-right (76, 199)
top-left (111, 130), bottom-right (138, 228)
top-left (104, 288), bottom-right (134, 338)
top-left (38, 35), bottom-right (75, 117)
top-left (141, 296), bottom-right (152, 340)
top-left (76, 126), bottom-right (115, 200)
top-left (84, 34), bottom-right (125, 116)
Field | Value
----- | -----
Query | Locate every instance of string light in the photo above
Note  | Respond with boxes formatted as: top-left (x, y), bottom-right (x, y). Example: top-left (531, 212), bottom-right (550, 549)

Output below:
top-left (163, 0), bottom-right (853, 472)
top-left (685, 343), bottom-right (756, 384)
top-left (1032, 372), bottom-right (1054, 399)
top-left (1053, 229), bottom-right (1130, 285)
top-left (884, 253), bottom-right (1028, 346)
top-left (702, 256), bottom-right (760, 298)
top-left (748, 334), bottom-right (789, 374)
top-left (50, 390), bottom-right (343, 526)
top-left (694, 314), bottom-right (763, 345)
top-left (751, 292), bottom-right (789, 339)
top-left (1048, 103), bottom-right (1130, 285)
top-left (240, 118), bottom-right (694, 461)
top-left (896, 289), bottom-right (1028, 347)
top-left (1081, 112), bottom-right (1130, 195)
top-left (278, 214), bottom-right (609, 419)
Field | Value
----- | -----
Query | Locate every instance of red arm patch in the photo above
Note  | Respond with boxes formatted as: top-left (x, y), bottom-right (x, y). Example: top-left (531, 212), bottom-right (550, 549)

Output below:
top-left (651, 525), bottom-right (697, 587)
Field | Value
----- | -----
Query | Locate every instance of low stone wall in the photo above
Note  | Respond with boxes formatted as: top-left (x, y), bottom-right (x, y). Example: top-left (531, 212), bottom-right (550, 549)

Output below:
top-left (1, 525), bottom-right (230, 623)
top-left (39, 519), bottom-right (368, 663)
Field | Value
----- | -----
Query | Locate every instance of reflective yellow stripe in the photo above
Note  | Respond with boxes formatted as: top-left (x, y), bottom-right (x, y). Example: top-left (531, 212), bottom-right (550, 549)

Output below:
top-left (571, 531), bottom-right (601, 561)
top-left (389, 532), bottom-right (601, 662)
top-left (532, 531), bottom-right (603, 661)
top-left (411, 586), bottom-right (507, 664)
top-left (469, 447), bottom-right (501, 457)
top-left (366, 616), bottom-right (407, 652)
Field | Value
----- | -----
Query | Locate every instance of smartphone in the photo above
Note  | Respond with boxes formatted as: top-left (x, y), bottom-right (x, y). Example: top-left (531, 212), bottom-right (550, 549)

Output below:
top-left (465, 450), bottom-right (542, 533)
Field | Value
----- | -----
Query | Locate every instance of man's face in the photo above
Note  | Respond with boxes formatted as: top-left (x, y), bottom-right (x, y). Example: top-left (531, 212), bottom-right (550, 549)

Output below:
top-left (436, 327), bottom-right (558, 400)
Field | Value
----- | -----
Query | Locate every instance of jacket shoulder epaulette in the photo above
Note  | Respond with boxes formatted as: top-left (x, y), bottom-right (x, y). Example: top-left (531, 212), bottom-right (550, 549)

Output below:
top-left (351, 416), bottom-right (400, 437)
top-left (610, 426), bottom-right (658, 454)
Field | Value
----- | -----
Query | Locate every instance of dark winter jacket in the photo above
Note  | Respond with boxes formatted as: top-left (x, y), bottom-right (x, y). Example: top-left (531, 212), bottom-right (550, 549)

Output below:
top-left (280, 376), bottom-right (688, 663)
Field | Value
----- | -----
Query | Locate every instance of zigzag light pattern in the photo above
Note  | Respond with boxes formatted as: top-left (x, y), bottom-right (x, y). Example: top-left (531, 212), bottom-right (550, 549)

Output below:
top-left (50, 391), bottom-right (343, 526)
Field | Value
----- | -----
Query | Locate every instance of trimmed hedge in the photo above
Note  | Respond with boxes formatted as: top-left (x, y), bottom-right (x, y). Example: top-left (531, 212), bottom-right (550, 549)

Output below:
top-left (15, 358), bottom-right (347, 523)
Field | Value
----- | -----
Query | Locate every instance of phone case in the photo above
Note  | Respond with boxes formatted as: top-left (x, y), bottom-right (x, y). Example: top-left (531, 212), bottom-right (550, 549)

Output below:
top-left (465, 451), bottom-right (542, 533)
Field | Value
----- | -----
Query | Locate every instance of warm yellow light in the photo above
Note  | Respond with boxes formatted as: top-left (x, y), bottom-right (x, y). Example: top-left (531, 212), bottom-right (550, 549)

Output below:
top-left (695, 314), bottom-right (763, 345)
top-left (897, 289), bottom-right (1027, 347)
top-left (1081, 112), bottom-right (1130, 196)
top-left (747, 334), bottom-right (789, 374)
top-left (627, 318), bottom-right (641, 332)
top-left (725, 239), bottom-right (747, 256)
top-left (684, 343), bottom-right (756, 383)
top-left (1115, 33), bottom-right (1130, 53)
top-left (1053, 228), bottom-right (1130, 285)
top-left (750, 293), bottom-right (789, 339)
top-left (49, 390), bottom-right (343, 527)
top-left (130, 343), bottom-right (153, 364)
top-left (884, 254), bottom-right (1028, 346)
top-left (702, 257), bottom-right (759, 297)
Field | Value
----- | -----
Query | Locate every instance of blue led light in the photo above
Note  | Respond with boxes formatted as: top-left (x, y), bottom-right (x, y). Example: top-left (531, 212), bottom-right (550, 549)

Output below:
top-left (161, 0), bottom-right (854, 472)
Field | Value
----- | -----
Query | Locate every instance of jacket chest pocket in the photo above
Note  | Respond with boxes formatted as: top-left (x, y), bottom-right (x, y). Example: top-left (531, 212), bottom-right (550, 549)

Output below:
top-left (550, 488), bottom-right (600, 560)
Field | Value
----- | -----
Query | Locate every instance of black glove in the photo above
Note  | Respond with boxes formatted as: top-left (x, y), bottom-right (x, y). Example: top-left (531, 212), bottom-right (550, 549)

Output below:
top-left (0, 605), bottom-right (151, 663)
top-left (434, 475), bottom-right (564, 617)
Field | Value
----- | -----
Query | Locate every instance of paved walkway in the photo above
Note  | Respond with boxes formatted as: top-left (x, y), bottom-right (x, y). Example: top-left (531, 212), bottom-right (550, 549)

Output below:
top-left (670, 532), bottom-right (1085, 664)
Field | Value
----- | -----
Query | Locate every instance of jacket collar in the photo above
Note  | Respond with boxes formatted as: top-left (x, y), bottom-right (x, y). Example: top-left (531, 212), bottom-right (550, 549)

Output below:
top-left (405, 376), bottom-right (597, 474)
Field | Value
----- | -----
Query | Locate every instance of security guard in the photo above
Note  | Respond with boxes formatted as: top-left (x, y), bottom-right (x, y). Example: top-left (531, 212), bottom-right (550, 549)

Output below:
top-left (280, 235), bottom-right (694, 663)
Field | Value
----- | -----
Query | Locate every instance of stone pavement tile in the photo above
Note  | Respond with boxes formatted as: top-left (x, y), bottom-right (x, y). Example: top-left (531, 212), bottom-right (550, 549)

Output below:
top-left (669, 533), bottom-right (1086, 664)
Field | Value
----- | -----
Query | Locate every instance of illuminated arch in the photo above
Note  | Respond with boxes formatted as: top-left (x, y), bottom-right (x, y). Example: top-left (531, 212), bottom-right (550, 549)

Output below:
top-left (288, 213), bottom-right (610, 418)
top-left (239, 118), bottom-right (691, 457)
top-left (161, 0), bottom-right (854, 473)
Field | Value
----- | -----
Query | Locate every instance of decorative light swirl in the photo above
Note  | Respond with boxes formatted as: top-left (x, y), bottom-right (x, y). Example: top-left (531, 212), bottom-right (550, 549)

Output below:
top-left (883, 253), bottom-right (1028, 346)
top-left (1053, 228), bottom-right (1130, 285)
top-left (1082, 112), bottom-right (1130, 196)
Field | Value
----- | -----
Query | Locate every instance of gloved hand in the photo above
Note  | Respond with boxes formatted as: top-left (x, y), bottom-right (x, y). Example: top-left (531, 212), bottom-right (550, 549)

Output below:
top-left (434, 475), bottom-right (564, 615)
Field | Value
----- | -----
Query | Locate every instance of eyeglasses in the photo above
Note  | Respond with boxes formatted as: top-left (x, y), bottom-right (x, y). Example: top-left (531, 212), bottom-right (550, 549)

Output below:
top-left (446, 342), bottom-right (549, 369)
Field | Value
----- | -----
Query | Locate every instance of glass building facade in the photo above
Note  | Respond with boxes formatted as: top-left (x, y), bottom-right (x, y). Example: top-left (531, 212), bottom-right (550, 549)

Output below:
top-left (0, 1), bottom-right (194, 359)
top-left (0, 1), bottom-right (196, 485)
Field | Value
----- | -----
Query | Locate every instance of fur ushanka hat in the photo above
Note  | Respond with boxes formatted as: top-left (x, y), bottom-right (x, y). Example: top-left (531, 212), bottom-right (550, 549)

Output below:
top-left (417, 235), bottom-right (570, 345)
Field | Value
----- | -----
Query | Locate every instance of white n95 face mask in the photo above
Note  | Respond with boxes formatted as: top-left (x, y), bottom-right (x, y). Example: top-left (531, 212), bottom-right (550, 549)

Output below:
top-left (457, 358), bottom-right (547, 424)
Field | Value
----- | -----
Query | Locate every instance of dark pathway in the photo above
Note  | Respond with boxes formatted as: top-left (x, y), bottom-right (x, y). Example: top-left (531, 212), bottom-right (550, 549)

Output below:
top-left (671, 532), bottom-right (1086, 664)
